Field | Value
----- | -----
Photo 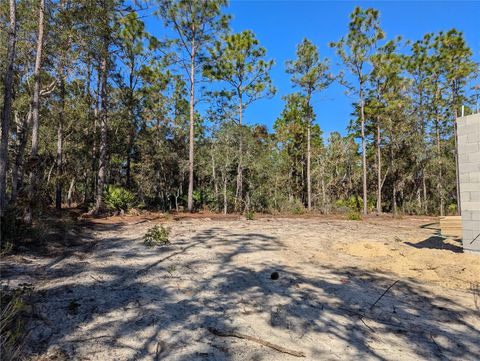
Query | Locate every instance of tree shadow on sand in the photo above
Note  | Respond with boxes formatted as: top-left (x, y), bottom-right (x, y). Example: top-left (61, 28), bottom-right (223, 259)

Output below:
top-left (21, 224), bottom-right (480, 360)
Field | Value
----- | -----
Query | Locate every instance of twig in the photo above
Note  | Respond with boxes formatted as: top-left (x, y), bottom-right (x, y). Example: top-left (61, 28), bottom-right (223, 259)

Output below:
top-left (207, 327), bottom-right (306, 357)
top-left (90, 275), bottom-right (104, 282)
top-left (469, 233), bottom-right (480, 245)
top-left (370, 280), bottom-right (399, 310)
top-left (360, 317), bottom-right (375, 333)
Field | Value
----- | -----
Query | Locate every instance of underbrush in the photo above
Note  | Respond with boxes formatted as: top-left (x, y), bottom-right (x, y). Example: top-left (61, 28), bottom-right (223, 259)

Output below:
top-left (245, 210), bottom-right (255, 220)
top-left (144, 225), bottom-right (170, 247)
top-left (346, 210), bottom-right (362, 220)
top-left (0, 286), bottom-right (32, 361)
top-left (103, 185), bottom-right (137, 213)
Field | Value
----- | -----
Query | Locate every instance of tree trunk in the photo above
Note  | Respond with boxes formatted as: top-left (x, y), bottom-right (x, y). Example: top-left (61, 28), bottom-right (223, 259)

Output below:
top-left (126, 58), bottom-right (135, 189)
top-left (92, 66), bottom-right (101, 201)
top-left (321, 175), bottom-right (326, 214)
top-left (211, 145), bottom-right (218, 210)
top-left (392, 183), bottom-right (397, 217)
top-left (235, 90), bottom-right (243, 211)
top-left (422, 171), bottom-right (427, 214)
top-left (25, 0), bottom-right (45, 224)
top-left (55, 60), bottom-right (66, 210)
top-left (126, 132), bottom-right (133, 188)
top-left (11, 112), bottom-right (30, 203)
top-left (376, 121), bottom-right (382, 213)
top-left (304, 92), bottom-right (313, 211)
top-left (360, 93), bottom-right (368, 215)
top-left (187, 35), bottom-right (196, 212)
top-left (453, 108), bottom-right (461, 215)
top-left (306, 124), bottom-right (312, 211)
top-left (435, 118), bottom-right (444, 217)
top-left (223, 175), bottom-right (228, 215)
top-left (94, 39), bottom-right (109, 213)
top-left (67, 177), bottom-right (75, 207)
top-left (0, 0), bottom-right (17, 237)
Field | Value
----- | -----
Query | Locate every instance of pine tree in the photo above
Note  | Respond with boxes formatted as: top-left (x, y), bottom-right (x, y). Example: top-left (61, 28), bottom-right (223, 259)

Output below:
top-left (331, 7), bottom-right (385, 215)
top-left (205, 30), bottom-right (275, 210)
top-left (286, 38), bottom-right (332, 210)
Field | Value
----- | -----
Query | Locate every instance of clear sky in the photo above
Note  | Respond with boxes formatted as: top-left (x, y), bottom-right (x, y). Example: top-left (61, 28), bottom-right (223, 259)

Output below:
top-left (145, 1), bottom-right (480, 138)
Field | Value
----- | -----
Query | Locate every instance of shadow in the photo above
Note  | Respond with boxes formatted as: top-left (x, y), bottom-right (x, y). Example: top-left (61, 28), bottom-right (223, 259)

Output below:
top-left (405, 236), bottom-right (464, 253)
top-left (420, 222), bottom-right (440, 232)
top-left (9, 220), bottom-right (480, 360)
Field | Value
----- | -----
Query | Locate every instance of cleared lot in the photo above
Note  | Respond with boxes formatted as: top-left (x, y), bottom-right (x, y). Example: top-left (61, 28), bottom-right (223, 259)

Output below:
top-left (3, 215), bottom-right (479, 360)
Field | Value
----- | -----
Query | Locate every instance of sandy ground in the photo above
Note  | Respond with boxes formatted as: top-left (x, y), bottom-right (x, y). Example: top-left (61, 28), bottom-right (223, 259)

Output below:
top-left (1, 215), bottom-right (479, 360)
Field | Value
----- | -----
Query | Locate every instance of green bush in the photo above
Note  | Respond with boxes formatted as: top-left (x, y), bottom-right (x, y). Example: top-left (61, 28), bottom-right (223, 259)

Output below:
top-left (245, 210), bottom-right (255, 220)
top-left (447, 203), bottom-right (457, 215)
top-left (347, 210), bottom-right (362, 220)
top-left (103, 185), bottom-right (136, 212)
top-left (335, 196), bottom-right (375, 213)
top-left (144, 225), bottom-right (170, 247)
top-left (1, 286), bottom-right (31, 361)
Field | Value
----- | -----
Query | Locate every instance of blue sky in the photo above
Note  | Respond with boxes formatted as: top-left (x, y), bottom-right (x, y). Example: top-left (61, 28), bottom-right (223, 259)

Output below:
top-left (145, 1), bottom-right (480, 138)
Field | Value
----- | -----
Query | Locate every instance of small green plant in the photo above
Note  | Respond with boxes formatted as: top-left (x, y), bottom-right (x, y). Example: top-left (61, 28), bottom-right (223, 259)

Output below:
top-left (347, 210), bottom-right (362, 221)
top-left (103, 185), bottom-right (136, 212)
top-left (245, 210), bottom-right (255, 220)
top-left (1, 285), bottom-right (31, 361)
top-left (166, 265), bottom-right (177, 274)
top-left (143, 225), bottom-right (170, 247)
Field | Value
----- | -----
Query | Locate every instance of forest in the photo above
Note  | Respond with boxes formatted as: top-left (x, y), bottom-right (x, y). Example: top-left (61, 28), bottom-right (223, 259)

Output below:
top-left (1, 0), bottom-right (479, 240)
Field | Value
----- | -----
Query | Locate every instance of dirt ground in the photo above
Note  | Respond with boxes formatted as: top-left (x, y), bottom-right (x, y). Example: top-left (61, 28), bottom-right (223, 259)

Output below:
top-left (1, 214), bottom-right (479, 360)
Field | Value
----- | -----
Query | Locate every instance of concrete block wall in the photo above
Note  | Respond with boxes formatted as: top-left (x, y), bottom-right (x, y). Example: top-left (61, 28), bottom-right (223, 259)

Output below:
top-left (457, 113), bottom-right (480, 253)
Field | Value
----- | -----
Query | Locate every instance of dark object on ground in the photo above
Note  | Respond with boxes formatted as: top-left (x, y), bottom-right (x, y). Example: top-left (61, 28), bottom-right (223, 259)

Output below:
top-left (207, 327), bottom-right (306, 357)
top-left (370, 280), bottom-right (399, 310)
top-left (270, 271), bottom-right (279, 280)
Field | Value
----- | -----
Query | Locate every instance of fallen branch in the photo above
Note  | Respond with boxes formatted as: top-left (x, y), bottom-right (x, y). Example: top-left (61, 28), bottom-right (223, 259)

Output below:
top-left (370, 280), bottom-right (399, 310)
top-left (207, 327), bottom-right (306, 357)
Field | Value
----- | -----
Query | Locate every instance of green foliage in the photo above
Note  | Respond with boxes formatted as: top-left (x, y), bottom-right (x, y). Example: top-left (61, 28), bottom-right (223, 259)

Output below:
top-left (286, 37), bottom-right (333, 101)
top-left (0, 286), bottom-right (32, 361)
top-left (143, 225), bottom-right (171, 247)
top-left (447, 203), bottom-right (457, 216)
top-left (335, 196), bottom-right (374, 212)
top-left (245, 210), bottom-right (255, 220)
top-left (103, 186), bottom-right (137, 212)
top-left (205, 30), bottom-right (276, 110)
top-left (347, 210), bottom-right (362, 220)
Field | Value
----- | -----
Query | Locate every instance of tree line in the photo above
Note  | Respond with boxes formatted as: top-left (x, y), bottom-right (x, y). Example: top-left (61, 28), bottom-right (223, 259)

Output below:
top-left (1, 0), bottom-right (478, 240)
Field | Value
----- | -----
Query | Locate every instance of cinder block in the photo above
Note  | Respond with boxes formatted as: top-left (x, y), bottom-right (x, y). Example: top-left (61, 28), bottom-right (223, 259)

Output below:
top-left (466, 116), bottom-right (480, 126)
top-left (457, 119), bottom-right (468, 129)
top-left (470, 192), bottom-right (480, 202)
top-left (468, 172), bottom-right (480, 182)
top-left (460, 173), bottom-right (470, 183)
top-left (469, 210), bottom-right (480, 220)
top-left (457, 113), bottom-right (479, 252)
top-left (463, 201), bottom-right (480, 210)
top-left (459, 153), bottom-right (469, 162)
top-left (458, 142), bottom-right (479, 154)
top-left (461, 183), bottom-right (480, 192)
top-left (467, 133), bottom-right (480, 143)
top-left (462, 220), bottom-right (479, 231)
top-left (467, 151), bottom-right (480, 162)
top-left (459, 163), bottom-right (480, 173)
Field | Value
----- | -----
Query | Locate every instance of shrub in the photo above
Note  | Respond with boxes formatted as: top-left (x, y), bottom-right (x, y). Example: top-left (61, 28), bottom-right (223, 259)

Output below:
top-left (103, 185), bottom-right (136, 212)
top-left (347, 210), bottom-right (362, 220)
top-left (447, 203), bottom-right (457, 216)
top-left (335, 196), bottom-right (375, 213)
top-left (1, 286), bottom-right (31, 361)
top-left (245, 210), bottom-right (255, 220)
top-left (144, 225), bottom-right (170, 247)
